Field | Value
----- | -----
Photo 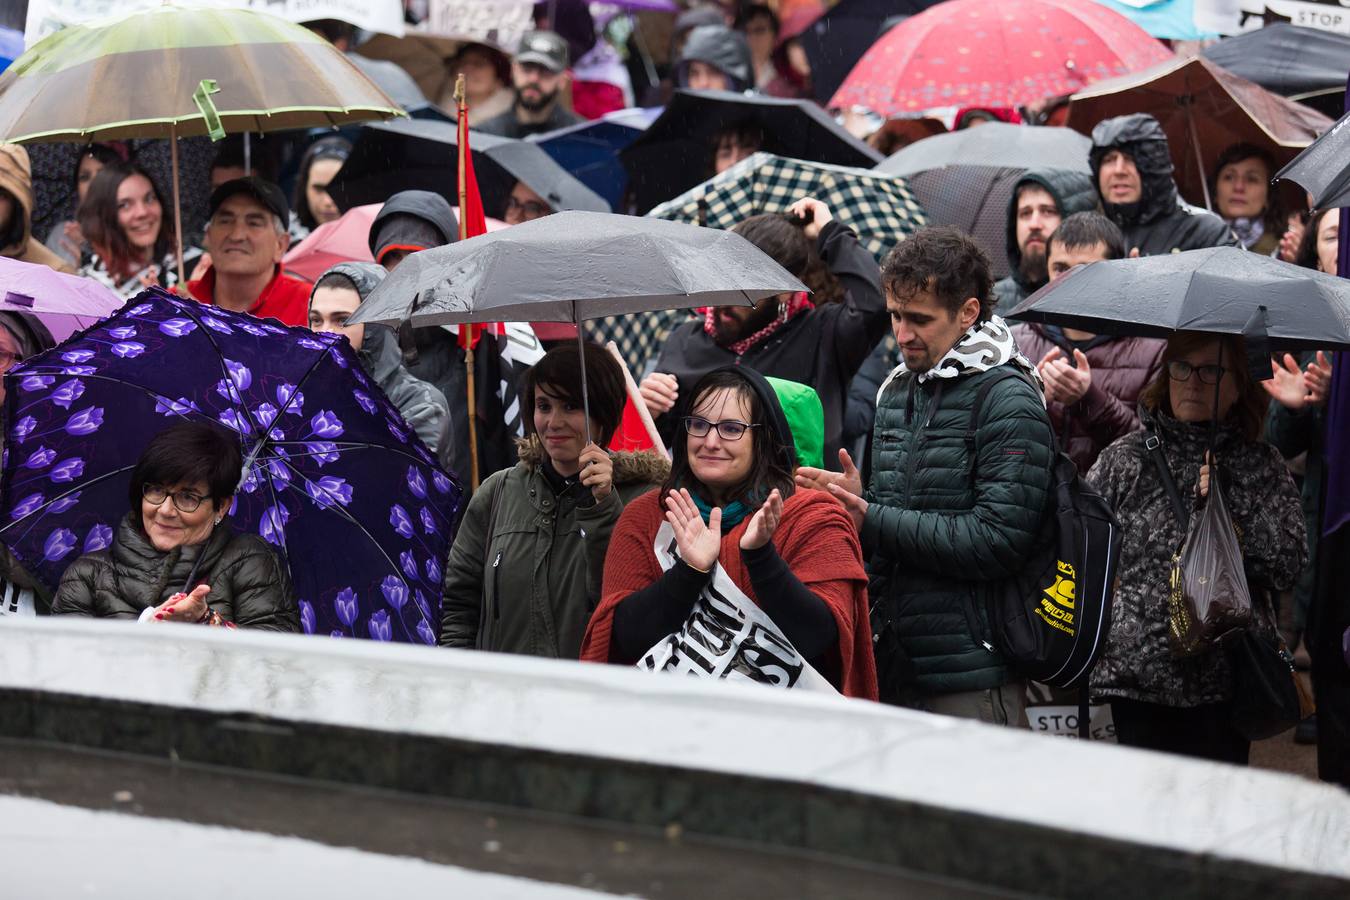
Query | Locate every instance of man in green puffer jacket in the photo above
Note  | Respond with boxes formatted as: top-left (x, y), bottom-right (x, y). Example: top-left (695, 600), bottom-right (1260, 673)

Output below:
top-left (798, 226), bottom-right (1054, 725)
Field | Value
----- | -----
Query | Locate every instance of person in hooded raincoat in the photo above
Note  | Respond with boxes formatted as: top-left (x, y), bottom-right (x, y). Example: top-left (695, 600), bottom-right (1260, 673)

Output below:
top-left (307, 262), bottom-right (452, 466)
top-left (677, 24), bottom-right (753, 93)
top-left (991, 169), bottom-right (1099, 316)
top-left (1088, 113), bottom-right (1237, 257)
top-left (0, 144), bottom-right (77, 275)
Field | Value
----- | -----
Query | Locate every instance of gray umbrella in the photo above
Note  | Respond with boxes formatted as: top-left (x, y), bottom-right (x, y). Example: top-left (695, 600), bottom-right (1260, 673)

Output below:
top-left (350, 210), bottom-right (806, 444)
top-left (1009, 246), bottom-right (1350, 352)
top-left (875, 123), bottom-right (1091, 177)
top-left (1276, 107), bottom-right (1350, 211)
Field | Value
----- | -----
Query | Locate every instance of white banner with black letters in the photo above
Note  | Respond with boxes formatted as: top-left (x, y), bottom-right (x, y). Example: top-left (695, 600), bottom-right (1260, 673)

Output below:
top-left (638, 522), bottom-right (836, 693)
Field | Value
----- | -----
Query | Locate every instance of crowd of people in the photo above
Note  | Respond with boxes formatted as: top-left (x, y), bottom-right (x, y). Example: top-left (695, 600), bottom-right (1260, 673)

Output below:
top-left (0, 2), bottom-right (1346, 790)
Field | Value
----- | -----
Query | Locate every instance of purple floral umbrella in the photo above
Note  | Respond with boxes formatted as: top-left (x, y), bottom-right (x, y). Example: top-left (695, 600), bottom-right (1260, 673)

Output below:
top-left (0, 288), bottom-right (463, 644)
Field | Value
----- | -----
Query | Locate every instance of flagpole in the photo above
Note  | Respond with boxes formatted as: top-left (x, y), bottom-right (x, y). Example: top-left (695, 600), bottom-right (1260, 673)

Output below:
top-left (455, 74), bottom-right (481, 492)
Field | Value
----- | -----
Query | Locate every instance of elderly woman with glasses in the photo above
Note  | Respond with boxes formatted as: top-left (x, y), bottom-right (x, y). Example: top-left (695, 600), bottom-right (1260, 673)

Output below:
top-left (582, 366), bottom-right (877, 698)
top-left (1086, 332), bottom-right (1306, 764)
top-left (51, 422), bottom-right (299, 631)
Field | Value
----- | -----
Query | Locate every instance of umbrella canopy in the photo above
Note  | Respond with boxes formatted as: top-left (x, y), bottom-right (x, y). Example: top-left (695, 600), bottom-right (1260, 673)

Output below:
top-left (0, 4), bottom-right (404, 142)
top-left (0, 290), bottom-right (463, 643)
top-left (0, 256), bottom-right (122, 342)
top-left (620, 88), bottom-right (882, 214)
top-left (1275, 110), bottom-right (1350, 212)
top-left (1066, 54), bottom-right (1332, 210)
top-left (875, 122), bottom-right (1092, 177)
top-left (1202, 23), bottom-right (1350, 113)
top-left (1093, 0), bottom-right (1214, 41)
top-left (649, 151), bottom-right (928, 263)
top-left (348, 211), bottom-right (807, 329)
top-left (328, 118), bottom-right (611, 221)
top-left (1009, 246), bottom-right (1350, 351)
top-left (528, 107), bottom-right (660, 212)
top-left (791, 0), bottom-right (939, 106)
top-left (829, 0), bottom-right (1170, 118)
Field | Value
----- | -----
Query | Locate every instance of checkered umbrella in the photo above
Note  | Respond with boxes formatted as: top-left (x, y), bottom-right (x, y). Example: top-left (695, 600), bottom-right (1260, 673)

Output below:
top-left (584, 153), bottom-right (928, 372)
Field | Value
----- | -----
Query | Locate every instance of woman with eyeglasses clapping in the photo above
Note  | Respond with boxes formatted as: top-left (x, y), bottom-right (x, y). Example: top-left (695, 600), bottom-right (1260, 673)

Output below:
top-left (582, 366), bottom-right (877, 699)
top-left (51, 422), bottom-right (298, 631)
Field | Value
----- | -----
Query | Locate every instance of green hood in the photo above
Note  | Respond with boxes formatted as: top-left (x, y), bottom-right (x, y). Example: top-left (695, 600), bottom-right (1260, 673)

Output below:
top-left (766, 376), bottom-right (824, 470)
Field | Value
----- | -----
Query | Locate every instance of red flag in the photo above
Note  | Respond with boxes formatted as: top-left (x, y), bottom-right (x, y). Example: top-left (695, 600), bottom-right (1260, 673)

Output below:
top-left (608, 397), bottom-right (658, 453)
top-left (456, 88), bottom-right (492, 350)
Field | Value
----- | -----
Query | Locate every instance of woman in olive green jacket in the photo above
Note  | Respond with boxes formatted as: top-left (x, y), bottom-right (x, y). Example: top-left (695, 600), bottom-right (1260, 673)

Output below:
top-left (440, 342), bottom-right (668, 657)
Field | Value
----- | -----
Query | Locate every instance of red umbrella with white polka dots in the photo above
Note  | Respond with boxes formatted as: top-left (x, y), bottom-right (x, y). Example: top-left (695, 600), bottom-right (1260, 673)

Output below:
top-left (829, 0), bottom-right (1171, 118)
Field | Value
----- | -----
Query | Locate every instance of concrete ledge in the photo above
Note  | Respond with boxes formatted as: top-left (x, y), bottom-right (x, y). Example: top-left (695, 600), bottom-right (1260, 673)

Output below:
top-left (1, 618), bottom-right (1347, 898)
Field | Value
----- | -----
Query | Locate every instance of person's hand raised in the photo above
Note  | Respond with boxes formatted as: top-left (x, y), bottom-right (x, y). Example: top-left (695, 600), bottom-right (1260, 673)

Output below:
top-left (640, 372), bottom-right (679, 417)
top-left (1039, 347), bottom-right (1091, 405)
top-left (1306, 351), bottom-right (1332, 406)
top-left (1262, 353), bottom-right (1312, 410)
top-left (578, 442), bottom-right (613, 502)
top-left (787, 197), bottom-right (834, 242)
top-left (153, 584), bottom-right (211, 623)
top-left (739, 489), bottom-right (783, 551)
top-left (665, 488), bottom-right (720, 573)
top-left (795, 448), bottom-right (862, 497)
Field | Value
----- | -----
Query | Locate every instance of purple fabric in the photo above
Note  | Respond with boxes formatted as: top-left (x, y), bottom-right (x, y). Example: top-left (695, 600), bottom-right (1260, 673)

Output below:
top-left (0, 288), bottom-right (463, 643)
top-left (1322, 210), bottom-right (1350, 538)
top-left (0, 256), bottom-right (122, 342)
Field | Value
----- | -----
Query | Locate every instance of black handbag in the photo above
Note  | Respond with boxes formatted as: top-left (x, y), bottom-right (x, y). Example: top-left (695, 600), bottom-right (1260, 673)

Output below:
top-left (1225, 602), bottom-right (1315, 741)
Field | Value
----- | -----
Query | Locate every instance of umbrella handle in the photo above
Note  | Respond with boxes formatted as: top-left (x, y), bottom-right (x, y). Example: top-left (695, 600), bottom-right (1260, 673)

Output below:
top-left (577, 319), bottom-right (592, 447)
top-left (171, 125), bottom-right (186, 291)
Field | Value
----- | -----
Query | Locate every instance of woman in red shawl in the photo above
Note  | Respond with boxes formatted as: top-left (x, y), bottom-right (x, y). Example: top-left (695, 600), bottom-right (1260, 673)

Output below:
top-left (581, 366), bottom-right (877, 699)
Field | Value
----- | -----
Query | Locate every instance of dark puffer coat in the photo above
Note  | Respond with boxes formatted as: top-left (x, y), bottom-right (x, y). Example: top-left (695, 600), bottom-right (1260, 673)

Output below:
top-left (1086, 408), bottom-right (1306, 707)
top-left (992, 169), bottom-right (1100, 315)
top-left (1089, 114), bottom-right (1238, 256)
top-left (1011, 322), bottom-right (1165, 473)
top-left (51, 514), bottom-right (299, 631)
top-left (863, 364), bottom-right (1054, 695)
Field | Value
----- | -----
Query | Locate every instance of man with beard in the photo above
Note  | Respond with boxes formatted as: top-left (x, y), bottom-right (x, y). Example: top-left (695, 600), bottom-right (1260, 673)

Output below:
top-left (992, 169), bottom-right (1097, 316)
top-left (640, 198), bottom-right (884, 466)
top-left (477, 31), bottom-right (583, 139)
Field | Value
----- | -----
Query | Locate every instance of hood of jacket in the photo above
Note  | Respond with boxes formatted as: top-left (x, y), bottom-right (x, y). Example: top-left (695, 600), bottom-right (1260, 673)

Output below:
top-left (1089, 113), bottom-right (1178, 230)
top-left (516, 436), bottom-right (671, 487)
top-left (0, 143), bottom-right (36, 259)
top-left (678, 25), bottom-right (753, 91)
top-left (309, 261), bottom-right (400, 382)
top-left (1003, 168), bottom-right (1100, 289)
top-left (368, 190), bottom-right (459, 258)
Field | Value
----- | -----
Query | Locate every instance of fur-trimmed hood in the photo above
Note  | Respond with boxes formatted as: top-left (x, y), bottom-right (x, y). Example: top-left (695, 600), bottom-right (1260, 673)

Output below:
top-left (516, 437), bottom-right (671, 486)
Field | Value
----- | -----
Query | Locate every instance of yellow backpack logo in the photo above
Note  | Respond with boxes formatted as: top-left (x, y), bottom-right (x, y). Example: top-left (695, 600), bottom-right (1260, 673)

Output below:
top-left (1035, 560), bottom-right (1077, 634)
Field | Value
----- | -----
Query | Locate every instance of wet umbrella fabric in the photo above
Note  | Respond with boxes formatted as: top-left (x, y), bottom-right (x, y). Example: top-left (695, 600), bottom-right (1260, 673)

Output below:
top-left (0, 290), bottom-right (463, 643)
top-left (648, 151), bottom-right (928, 263)
top-left (348, 211), bottom-right (807, 329)
top-left (620, 89), bottom-right (882, 214)
top-left (528, 107), bottom-right (660, 212)
top-left (1202, 23), bottom-right (1350, 115)
top-left (1009, 247), bottom-right (1350, 351)
top-left (1067, 54), bottom-right (1331, 210)
top-left (0, 256), bottom-right (122, 343)
top-left (1276, 109), bottom-right (1350, 212)
top-left (328, 118), bottom-right (611, 221)
top-left (875, 123), bottom-right (1092, 178)
top-left (791, 0), bottom-right (938, 105)
top-left (829, 0), bottom-right (1170, 118)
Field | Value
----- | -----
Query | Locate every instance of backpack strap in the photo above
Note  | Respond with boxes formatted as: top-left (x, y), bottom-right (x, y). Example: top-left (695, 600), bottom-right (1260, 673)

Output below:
top-left (964, 368), bottom-right (1028, 450)
top-left (1142, 428), bottom-right (1189, 526)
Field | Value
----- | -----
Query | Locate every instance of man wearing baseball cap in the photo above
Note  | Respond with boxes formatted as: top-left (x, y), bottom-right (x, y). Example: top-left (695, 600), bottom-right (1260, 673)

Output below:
top-left (477, 31), bottom-right (583, 140)
top-left (188, 177), bottom-right (311, 326)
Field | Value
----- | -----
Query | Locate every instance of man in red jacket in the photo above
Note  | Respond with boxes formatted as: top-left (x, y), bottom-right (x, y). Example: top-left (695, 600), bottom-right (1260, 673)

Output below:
top-left (188, 177), bottom-right (310, 326)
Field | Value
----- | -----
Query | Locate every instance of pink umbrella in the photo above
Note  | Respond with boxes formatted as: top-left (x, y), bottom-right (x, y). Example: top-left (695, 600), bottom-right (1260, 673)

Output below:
top-left (0, 256), bottom-right (123, 342)
top-left (284, 204), bottom-right (510, 283)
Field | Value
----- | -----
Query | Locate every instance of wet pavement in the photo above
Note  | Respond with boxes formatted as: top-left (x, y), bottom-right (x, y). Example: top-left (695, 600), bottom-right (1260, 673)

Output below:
top-left (0, 739), bottom-right (1015, 899)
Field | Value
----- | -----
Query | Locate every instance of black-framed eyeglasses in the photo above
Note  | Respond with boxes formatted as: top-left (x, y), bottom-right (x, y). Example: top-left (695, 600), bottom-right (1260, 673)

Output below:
top-left (1167, 360), bottom-right (1226, 385)
top-left (505, 196), bottom-right (552, 219)
top-left (0, 350), bottom-right (22, 372)
top-left (143, 484), bottom-right (208, 513)
top-left (683, 416), bottom-right (760, 441)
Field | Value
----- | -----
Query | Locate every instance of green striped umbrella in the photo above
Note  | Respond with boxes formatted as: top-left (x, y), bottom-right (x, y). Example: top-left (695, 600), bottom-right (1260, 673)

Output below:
top-left (0, 4), bottom-right (403, 142)
top-left (0, 3), bottom-right (404, 285)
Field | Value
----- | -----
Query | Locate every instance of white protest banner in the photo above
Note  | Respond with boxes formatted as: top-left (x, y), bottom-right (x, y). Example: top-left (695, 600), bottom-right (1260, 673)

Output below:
top-left (25, 0), bottom-right (405, 47)
top-left (421, 0), bottom-right (535, 51)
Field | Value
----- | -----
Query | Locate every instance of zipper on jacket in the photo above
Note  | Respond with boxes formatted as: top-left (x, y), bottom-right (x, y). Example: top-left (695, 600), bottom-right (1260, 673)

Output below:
top-left (901, 380), bottom-right (943, 508)
top-left (491, 551), bottom-right (503, 621)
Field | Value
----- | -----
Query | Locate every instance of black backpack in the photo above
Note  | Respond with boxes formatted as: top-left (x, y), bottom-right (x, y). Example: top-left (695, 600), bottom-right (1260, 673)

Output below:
top-left (968, 369), bottom-right (1122, 690)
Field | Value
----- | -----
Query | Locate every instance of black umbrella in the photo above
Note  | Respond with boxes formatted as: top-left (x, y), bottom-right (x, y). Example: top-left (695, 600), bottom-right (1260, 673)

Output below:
top-left (793, 0), bottom-right (940, 106)
top-left (1202, 23), bottom-right (1349, 118)
top-left (348, 210), bottom-right (806, 443)
top-left (620, 88), bottom-right (882, 214)
top-left (1276, 103), bottom-right (1350, 212)
top-left (1009, 247), bottom-right (1350, 353)
top-left (327, 118), bottom-right (611, 220)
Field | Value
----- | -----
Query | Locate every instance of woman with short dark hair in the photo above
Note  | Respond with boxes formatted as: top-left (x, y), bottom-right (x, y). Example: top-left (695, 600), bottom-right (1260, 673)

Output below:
top-left (1212, 143), bottom-right (1283, 255)
top-left (52, 422), bottom-right (298, 631)
top-left (440, 341), bottom-right (668, 657)
top-left (583, 365), bottom-right (877, 698)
